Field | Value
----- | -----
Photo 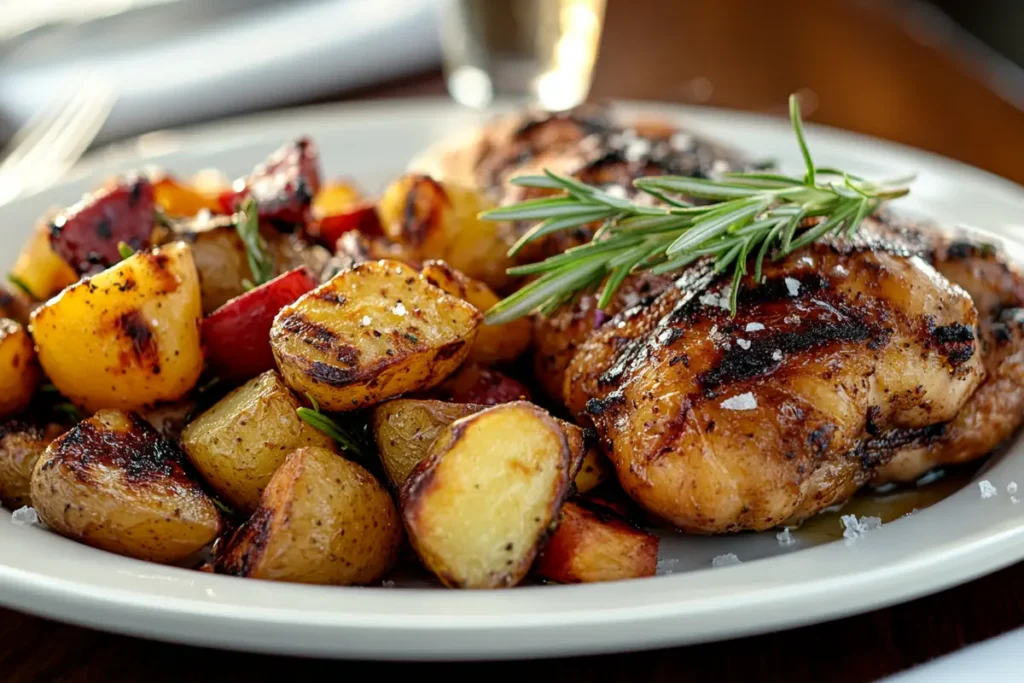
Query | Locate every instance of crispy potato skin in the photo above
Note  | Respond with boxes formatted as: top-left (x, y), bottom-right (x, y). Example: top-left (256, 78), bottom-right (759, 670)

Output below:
top-left (420, 261), bottom-right (531, 364)
top-left (30, 410), bottom-right (221, 562)
top-left (214, 447), bottom-right (401, 585)
top-left (372, 398), bottom-right (599, 492)
top-left (30, 243), bottom-right (204, 413)
top-left (9, 221), bottom-right (78, 301)
top-left (0, 319), bottom-right (40, 418)
top-left (377, 175), bottom-right (514, 290)
top-left (0, 419), bottom-right (63, 508)
top-left (271, 259), bottom-right (480, 411)
top-left (533, 500), bottom-right (659, 584)
top-left (181, 370), bottom-right (336, 513)
top-left (400, 401), bottom-right (572, 589)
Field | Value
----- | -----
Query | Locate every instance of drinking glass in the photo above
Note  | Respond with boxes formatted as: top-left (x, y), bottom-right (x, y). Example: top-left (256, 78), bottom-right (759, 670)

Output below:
top-left (437, 0), bottom-right (606, 110)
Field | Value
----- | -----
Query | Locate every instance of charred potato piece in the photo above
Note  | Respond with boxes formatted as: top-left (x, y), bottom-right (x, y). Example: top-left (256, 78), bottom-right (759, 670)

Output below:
top-left (30, 410), bottom-right (221, 562)
top-left (420, 260), bottom-right (531, 364)
top-left (373, 398), bottom-right (600, 491)
top-left (9, 220), bottom-right (77, 301)
top-left (400, 401), bottom-right (572, 589)
top-left (271, 259), bottom-right (480, 411)
top-left (30, 243), bottom-right (204, 413)
top-left (532, 500), bottom-right (659, 584)
top-left (377, 174), bottom-right (514, 290)
top-left (214, 446), bottom-right (401, 585)
top-left (0, 319), bottom-right (40, 418)
top-left (181, 370), bottom-right (336, 513)
top-left (0, 419), bottom-right (62, 508)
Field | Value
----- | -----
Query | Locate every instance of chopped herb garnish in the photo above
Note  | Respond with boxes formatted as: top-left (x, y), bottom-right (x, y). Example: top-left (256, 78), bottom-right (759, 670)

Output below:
top-left (403, 333), bottom-right (419, 343)
top-left (117, 242), bottom-right (136, 259)
top-left (297, 393), bottom-right (367, 458)
top-left (235, 196), bottom-right (273, 289)
top-left (211, 497), bottom-right (236, 518)
top-left (7, 274), bottom-right (35, 300)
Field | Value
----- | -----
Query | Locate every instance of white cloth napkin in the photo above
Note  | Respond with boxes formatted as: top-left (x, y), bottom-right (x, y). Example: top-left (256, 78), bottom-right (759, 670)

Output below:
top-left (0, 0), bottom-right (444, 144)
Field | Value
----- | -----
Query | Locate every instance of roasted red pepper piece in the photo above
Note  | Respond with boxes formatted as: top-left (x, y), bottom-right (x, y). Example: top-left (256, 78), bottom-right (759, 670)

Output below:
top-left (221, 137), bottom-right (321, 226)
top-left (308, 200), bottom-right (382, 249)
top-left (48, 175), bottom-right (155, 275)
top-left (202, 266), bottom-right (319, 383)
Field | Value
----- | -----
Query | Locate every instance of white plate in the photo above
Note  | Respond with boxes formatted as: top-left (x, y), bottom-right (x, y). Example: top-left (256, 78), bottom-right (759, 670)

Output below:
top-left (2, 98), bottom-right (1024, 661)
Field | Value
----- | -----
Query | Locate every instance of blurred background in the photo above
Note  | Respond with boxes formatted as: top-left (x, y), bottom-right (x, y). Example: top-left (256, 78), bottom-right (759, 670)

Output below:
top-left (0, 0), bottom-right (1021, 183)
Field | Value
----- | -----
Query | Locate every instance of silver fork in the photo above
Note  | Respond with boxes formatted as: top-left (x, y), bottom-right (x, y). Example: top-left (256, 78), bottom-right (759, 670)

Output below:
top-left (0, 71), bottom-right (117, 206)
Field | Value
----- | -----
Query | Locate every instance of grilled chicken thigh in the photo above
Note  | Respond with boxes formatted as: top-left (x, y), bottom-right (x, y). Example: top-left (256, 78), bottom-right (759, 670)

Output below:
top-left (564, 224), bottom-right (986, 533)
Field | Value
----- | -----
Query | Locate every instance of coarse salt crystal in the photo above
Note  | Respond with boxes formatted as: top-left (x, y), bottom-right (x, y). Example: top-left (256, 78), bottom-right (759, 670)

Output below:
top-left (670, 132), bottom-right (693, 151)
top-left (360, 315), bottom-right (372, 327)
top-left (721, 392), bottom-right (757, 411)
top-left (392, 302), bottom-right (407, 316)
top-left (11, 506), bottom-right (42, 527)
top-left (709, 325), bottom-right (719, 337)
top-left (699, 292), bottom-right (730, 310)
top-left (1013, 497), bottom-right (1021, 505)
top-left (604, 184), bottom-right (628, 199)
top-left (656, 557), bottom-right (680, 575)
top-left (784, 315), bottom-right (801, 324)
top-left (737, 338), bottom-right (751, 350)
top-left (711, 159), bottom-right (730, 174)
top-left (1009, 482), bottom-right (1018, 495)
top-left (841, 514), bottom-right (881, 544)
top-left (711, 553), bottom-right (741, 567)
top-left (722, 342), bottom-right (732, 351)
top-left (784, 277), bottom-right (801, 296)
top-left (776, 527), bottom-right (796, 547)
top-left (979, 480), bottom-right (998, 499)
top-left (381, 579), bottom-right (396, 588)
top-left (624, 139), bottom-right (651, 163)
top-left (772, 349), bottom-right (783, 361)
top-left (745, 322), bottom-right (764, 332)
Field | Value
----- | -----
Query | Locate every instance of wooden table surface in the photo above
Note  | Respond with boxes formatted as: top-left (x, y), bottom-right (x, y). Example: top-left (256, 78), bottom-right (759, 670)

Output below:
top-left (5, 1), bottom-right (1024, 681)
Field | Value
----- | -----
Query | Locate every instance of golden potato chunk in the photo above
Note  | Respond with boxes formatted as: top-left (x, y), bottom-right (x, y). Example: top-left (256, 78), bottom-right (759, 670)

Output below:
top-left (400, 401), bottom-right (572, 589)
top-left (214, 446), bottom-right (401, 585)
top-left (532, 500), bottom-right (659, 584)
top-left (0, 419), bottom-right (62, 508)
top-left (181, 370), bottom-right (336, 513)
top-left (30, 410), bottom-right (222, 563)
top-left (373, 398), bottom-right (602, 491)
top-left (30, 243), bottom-right (204, 413)
top-left (377, 174), bottom-right (514, 290)
top-left (420, 260), bottom-right (531, 364)
top-left (9, 221), bottom-right (77, 301)
top-left (0, 319), bottom-right (40, 418)
top-left (271, 259), bottom-right (480, 411)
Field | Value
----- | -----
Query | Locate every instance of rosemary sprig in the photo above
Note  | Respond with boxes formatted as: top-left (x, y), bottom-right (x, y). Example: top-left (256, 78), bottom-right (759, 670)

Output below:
top-left (479, 94), bottom-right (912, 324)
top-left (296, 393), bottom-right (368, 459)
top-left (235, 196), bottom-right (273, 290)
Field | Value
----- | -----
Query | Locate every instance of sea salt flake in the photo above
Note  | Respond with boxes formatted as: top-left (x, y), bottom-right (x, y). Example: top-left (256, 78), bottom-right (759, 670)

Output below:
top-left (1009, 482), bottom-right (1018, 495)
top-left (776, 527), bottom-right (796, 547)
top-left (841, 514), bottom-right (882, 544)
top-left (711, 553), bottom-right (741, 567)
top-left (709, 325), bottom-right (719, 337)
top-left (772, 349), bottom-right (783, 361)
top-left (11, 506), bottom-right (42, 528)
top-left (721, 392), bottom-right (757, 411)
top-left (699, 292), bottom-right (730, 310)
top-left (784, 277), bottom-right (801, 296)
top-left (1013, 497), bottom-right (1021, 505)
top-left (737, 338), bottom-right (751, 350)
top-left (381, 579), bottom-right (396, 588)
top-left (359, 315), bottom-right (372, 327)
top-left (603, 184), bottom-right (628, 199)
top-left (624, 139), bottom-right (651, 163)
top-left (745, 322), bottom-right (764, 332)
top-left (670, 132), bottom-right (693, 151)
top-left (979, 480), bottom-right (998, 499)
top-left (784, 315), bottom-right (801, 325)
top-left (392, 302), bottom-right (407, 316)
top-left (656, 557), bottom-right (680, 575)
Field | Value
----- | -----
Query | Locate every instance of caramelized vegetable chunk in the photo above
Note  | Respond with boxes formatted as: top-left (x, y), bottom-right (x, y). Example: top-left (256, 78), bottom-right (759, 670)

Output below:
top-left (222, 137), bottom-right (321, 225)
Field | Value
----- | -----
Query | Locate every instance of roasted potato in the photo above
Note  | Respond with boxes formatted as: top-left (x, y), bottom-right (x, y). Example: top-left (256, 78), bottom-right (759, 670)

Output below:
top-left (0, 319), bottom-right (40, 418)
top-left (181, 370), bottom-right (336, 513)
top-left (420, 260), bottom-right (531, 364)
top-left (8, 220), bottom-right (77, 301)
top-left (271, 259), bottom-right (480, 411)
top-left (400, 401), bottom-right (572, 588)
top-left (377, 174), bottom-right (514, 290)
top-left (30, 242), bottom-right (204, 413)
top-left (214, 446), bottom-right (401, 585)
top-left (532, 500), bottom-right (659, 584)
top-left (30, 410), bottom-right (222, 562)
top-left (0, 419), bottom-right (63, 508)
top-left (373, 398), bottom-right (602, 491)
